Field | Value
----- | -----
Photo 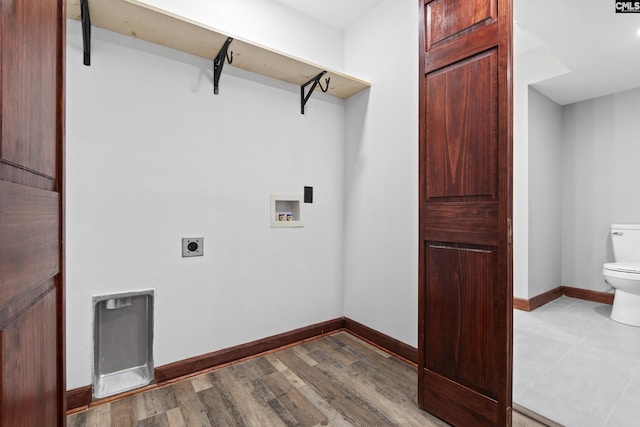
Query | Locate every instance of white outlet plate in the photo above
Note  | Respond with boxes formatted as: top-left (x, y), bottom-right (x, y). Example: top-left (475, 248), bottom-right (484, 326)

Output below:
top-left (182, 237), bottom-right (203, 257)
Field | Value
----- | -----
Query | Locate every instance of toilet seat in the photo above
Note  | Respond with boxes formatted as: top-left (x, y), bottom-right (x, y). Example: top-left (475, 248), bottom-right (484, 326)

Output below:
top-left (604, 262), bottom-right (640, 276)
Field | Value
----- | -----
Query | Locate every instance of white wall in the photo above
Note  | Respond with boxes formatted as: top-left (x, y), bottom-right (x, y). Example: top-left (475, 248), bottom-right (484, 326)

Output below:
top-left (65, 1), bottom-right (347, 389)
top-left (513, 47), bottom-right (568, 298)
top-left (68, 0), bottom-right (587, 390)
top-left (515, 45), bottom-right (640, 299)
top-left (143, 0), bottom-right (344, 71)
top-left (343, 0), bottom-right (419, 347)
top-left (527, 88), bottom-right (562, 297)
top-left (561, 87), bottom-right (640, 292)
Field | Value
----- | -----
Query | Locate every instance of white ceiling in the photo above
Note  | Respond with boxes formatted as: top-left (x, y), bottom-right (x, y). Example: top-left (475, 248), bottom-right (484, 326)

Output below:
top-left (273, 0), bottom-right (384, 30)
top-left (274, 0), bottom-right (640, 106)
top-left (515, 0), bottom-right (640, 105)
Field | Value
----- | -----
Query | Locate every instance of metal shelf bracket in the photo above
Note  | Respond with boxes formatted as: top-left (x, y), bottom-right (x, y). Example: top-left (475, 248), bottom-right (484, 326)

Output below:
top-left (213, 37), bottom-right (234, 95)
top-left (80, 0), bottom-right (91, 66)
top-left (300, 71), bottom-right (330, 114)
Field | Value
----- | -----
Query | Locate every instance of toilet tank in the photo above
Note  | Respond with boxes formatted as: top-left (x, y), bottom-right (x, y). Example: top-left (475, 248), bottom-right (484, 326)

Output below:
top-left (611, 224), bottom-right (640, 263)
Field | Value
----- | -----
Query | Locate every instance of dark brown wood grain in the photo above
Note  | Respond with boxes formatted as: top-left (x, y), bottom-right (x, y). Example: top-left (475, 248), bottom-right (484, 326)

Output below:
top-left (0, 0), bottom-right (66, 423)
top-left (2, 291), bottom-right (59, 426)
top-left (0, 181), bottom-right (60, 315)
top-left (513, 297), bottom-right (531, 311)
top-left (0, 277), bottom-right (56, 329)
top-left (561, 286), bottom-right (614, 305)
top-left (528, 286), bottom-right (564, 310)
top-left (419, 0), bottom-right (513, 425)
top-left (343, 317), bottom-right (418, 364)
top-left (425, 50), bottom-right (498, 200)
top-left (56, 1), bottom-right (67, 421)
top-left (426, 0), bottom-right (496, 49)
top-left (0, 161), bottom-right (56, 191)
top-left (424, 201), bottom-right (498, 245)
top-left (422, 369), bottom-right (498, 426)
top-left (424, 244), bottom-right (499, 397)
top-left (425, 23), bottom-right (498, 73)
top-left (515, 287), bottom-right (612, 312)
top-left (67, 386), bottom-right (93, 413)
top-left (1, 0), bottom-right (59, 177)
top-left (515, 287), bottom-right (563, 311)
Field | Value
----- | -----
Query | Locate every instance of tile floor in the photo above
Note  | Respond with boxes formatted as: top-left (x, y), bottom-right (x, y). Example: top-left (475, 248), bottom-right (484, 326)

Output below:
top-left (514, 296), bottom-right (640, 426)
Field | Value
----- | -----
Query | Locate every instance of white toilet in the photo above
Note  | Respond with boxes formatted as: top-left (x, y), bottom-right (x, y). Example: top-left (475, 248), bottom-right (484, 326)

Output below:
top-left (603, 224), bottom-right (640, 326)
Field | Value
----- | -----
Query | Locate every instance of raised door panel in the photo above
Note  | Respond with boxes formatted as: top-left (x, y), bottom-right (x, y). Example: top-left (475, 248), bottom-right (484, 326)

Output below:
top-left (1, 290), bottom-right (59, 426)
top-left (424, 243), bottom-right (499, 397)
top-left (425, 50), bottom-right (497, 201)
top-left (0, 181), bottom-right (60, 320)
top-left (426, 0), bottom-right (497, 49)
top-left (1, 0), bottom-right (58, 178)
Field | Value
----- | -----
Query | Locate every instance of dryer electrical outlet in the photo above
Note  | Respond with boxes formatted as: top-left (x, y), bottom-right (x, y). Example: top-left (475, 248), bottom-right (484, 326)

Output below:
top-left (182, 237), bottom-right (203, 257)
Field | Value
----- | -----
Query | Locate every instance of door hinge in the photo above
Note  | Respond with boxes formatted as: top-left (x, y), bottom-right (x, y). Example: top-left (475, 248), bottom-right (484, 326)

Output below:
top-left (506, 406), bottom-right (512, 427)
top-left (507, 218), bottom-right (512, 244)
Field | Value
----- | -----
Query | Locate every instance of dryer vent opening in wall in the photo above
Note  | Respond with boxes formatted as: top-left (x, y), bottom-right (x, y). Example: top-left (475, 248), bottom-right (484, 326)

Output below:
top-left (93, 290), bottom-right (154, 399)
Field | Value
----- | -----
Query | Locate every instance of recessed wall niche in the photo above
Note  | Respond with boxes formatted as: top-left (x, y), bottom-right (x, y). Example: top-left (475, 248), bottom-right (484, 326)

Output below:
top-left (270, 194), bottom-right (303, 228)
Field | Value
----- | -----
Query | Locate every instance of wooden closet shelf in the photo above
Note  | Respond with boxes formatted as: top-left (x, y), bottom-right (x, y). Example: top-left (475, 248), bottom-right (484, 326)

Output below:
top-left (67, 0), bottom-right (371, 99)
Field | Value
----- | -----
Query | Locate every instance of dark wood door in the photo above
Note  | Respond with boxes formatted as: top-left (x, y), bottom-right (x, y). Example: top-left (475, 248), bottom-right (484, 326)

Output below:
top-left (418, 0), bottom-right (513, 426)
top-left (0, 0), bottom-right (66, 425)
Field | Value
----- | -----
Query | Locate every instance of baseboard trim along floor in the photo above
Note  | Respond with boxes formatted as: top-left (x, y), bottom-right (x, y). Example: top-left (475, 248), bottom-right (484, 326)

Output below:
top-left (67, 316), bottom-right (414, 412)
top-left (514, 285), bottom-right (614, 312)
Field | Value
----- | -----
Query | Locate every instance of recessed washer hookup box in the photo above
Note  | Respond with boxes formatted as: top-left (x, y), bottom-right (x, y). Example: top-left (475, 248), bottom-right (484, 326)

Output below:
top-left (93, 290), bottom-right (154, 399)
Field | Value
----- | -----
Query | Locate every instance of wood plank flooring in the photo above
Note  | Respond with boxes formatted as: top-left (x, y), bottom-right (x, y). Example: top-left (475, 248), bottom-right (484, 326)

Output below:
top-left (68, 332), bottom-right (546, 426)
